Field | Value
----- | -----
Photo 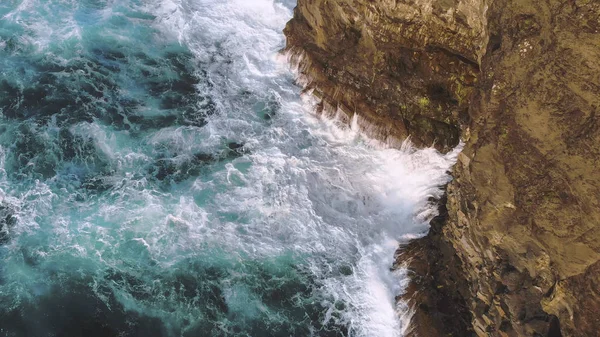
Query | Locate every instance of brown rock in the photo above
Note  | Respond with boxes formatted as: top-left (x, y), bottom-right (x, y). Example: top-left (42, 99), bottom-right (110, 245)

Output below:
top-left (284, 0), bottom-right (485, 152)
top-left (395, 194), bottom-right (475, 337)
top-left (285, 0), bottom-right (600, 335)
top-left (445, 0), bottom-right (600, 335)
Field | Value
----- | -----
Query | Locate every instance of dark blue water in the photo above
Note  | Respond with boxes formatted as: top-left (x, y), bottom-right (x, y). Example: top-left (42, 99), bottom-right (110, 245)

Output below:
top-left (0, 1), bottom-right (459, 336)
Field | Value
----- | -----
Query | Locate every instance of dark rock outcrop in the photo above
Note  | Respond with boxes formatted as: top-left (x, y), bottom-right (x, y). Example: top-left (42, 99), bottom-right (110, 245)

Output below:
top-left (284, 0), bottom-right (600, 336)
top-left (395, 193), bottom-right (475, 336)
top-left (0, 203), bottom-right (17, 245)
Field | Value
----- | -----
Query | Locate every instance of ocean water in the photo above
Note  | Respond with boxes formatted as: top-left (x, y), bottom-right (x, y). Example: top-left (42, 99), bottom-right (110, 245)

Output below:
top-left (0, 1), bottom-right (459, 336)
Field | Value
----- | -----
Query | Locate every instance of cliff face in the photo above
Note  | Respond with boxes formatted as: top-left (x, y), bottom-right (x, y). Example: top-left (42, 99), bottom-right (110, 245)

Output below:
top-left (284, 0), bottom-right (486, 152)
top-left (446, 0), bottom-right (600, 335)
top-left (285, 0), bottom-right (600, 336)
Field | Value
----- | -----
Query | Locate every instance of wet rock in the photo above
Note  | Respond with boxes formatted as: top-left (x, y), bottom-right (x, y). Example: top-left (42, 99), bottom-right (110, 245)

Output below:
top-left (226, 142), bottom-right (246, 158)
top-left (395, 193), bottom-right (474, 337)
top-left (0, 204), bottom-right (17, 245)
top-left (81, 176), bottom-right (113, 194)
top-left (149, 144), bottom-right (248, 184)
top-left (149, 152), bottom-right (214, 183)
top-left (0, 276), bottom-right (168, 337)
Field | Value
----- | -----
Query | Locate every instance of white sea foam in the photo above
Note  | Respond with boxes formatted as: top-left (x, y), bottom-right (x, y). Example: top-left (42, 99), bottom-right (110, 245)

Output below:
top-left (142, 0), bottom-right (459, 335)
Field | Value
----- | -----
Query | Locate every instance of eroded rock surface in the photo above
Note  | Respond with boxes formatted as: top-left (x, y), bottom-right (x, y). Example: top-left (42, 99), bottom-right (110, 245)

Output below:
top-left (445, 0), bottom-right (600, 335)
top-left (285, 0), bottom-right (600, 336)
top-left (284, 0), bottom-right (487, 152)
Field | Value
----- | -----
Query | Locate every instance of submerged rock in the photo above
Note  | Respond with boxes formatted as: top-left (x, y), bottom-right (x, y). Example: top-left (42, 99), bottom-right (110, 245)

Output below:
top-left (0, 44), bottom-right (214, 132)
top-left (0, 203), bottom-right (17, 245)
top-left (286, 0), bottom-right (600, 335)
top-left (148, 143), bottom-right (248, 184)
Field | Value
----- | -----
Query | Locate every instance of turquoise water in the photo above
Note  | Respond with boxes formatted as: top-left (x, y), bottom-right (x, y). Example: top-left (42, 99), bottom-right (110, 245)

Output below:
top-left (0, 1), bottom-right (459, 336)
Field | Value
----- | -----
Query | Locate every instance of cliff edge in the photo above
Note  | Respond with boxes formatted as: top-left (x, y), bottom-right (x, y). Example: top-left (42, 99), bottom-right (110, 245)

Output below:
top-left (284, 0), bottom-right (486, 152)
top-left (284, 0), bottom-right (600, 336)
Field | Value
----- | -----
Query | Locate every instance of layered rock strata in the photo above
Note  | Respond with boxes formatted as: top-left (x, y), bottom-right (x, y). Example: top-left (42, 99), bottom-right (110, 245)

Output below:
top-left (284, 0), bottom-right (600, 336)
top-left (284, 0), bottom-right (486, 152)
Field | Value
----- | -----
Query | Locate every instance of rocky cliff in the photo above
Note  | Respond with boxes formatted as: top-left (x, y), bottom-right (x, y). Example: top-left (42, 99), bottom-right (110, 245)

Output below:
top-left (284, 0), bottom-right (600, 336)
top-left (284, 0), bottom-right (486, 152)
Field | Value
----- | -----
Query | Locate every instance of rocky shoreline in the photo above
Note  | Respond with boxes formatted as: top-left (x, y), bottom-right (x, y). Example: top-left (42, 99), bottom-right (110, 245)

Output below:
top-left (284, 0), bottom-right (600, 336)
top-left (394, 193), bottom-right (475, 337)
